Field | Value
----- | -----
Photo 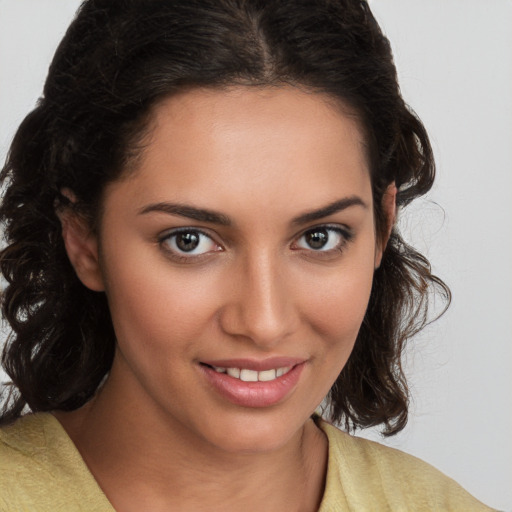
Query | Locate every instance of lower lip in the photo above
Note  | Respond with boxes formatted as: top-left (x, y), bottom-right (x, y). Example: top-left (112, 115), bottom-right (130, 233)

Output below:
top-left (200, 363), bottom-right (305, 408)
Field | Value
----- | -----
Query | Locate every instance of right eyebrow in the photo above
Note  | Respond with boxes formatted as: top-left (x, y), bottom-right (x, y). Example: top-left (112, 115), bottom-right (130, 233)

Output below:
top-left (291, 196), bottom-right (368, 226)
top-left (138, 202), bottom-right (232, 226)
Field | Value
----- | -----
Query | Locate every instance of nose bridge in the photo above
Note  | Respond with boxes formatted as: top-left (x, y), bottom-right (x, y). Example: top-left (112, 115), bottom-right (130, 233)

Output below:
top-left (220, 248), bottom-right (296, 347)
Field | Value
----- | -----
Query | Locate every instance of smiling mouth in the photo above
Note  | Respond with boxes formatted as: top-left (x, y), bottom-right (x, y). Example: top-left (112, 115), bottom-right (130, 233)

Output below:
top-left (204, 365), bottom-right (293, 382)
top-left (200, 361), bottom-right (305, 407)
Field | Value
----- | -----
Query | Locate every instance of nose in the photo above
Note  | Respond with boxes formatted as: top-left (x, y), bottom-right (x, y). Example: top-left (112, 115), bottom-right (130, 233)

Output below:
top-left (218, 252), bottom-right (299, 348)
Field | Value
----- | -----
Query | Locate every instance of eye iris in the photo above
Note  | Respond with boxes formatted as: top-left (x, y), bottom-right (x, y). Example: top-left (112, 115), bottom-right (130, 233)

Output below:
top-left (306, 229), bottom-right (328, 249)
top-left (176, 232), bottom-right (200, 252)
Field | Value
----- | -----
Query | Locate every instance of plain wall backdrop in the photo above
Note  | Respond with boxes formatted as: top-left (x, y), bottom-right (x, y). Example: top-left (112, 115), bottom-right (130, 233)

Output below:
top-left (1, 1), bottom-right (511, 510)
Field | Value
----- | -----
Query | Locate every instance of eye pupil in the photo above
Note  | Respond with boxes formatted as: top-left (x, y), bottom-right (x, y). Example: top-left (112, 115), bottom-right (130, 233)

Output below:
top-left (306, 229), bottom-right (328, 249)
top-left (176, 232), bottom-right (200, 252)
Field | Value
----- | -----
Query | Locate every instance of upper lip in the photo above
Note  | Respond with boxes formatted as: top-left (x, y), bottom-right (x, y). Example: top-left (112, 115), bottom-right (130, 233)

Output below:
top-left (200, 357), bottom-right (306, 372)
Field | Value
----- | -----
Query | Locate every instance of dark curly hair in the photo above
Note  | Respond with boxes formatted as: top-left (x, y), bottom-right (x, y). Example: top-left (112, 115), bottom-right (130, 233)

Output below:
top-left (0, 0), bottom-right (449, 434)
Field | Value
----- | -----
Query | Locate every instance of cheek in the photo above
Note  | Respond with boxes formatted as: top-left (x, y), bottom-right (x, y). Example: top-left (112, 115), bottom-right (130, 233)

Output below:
top-left (102, 250), bottom-right (222, 353)
top-left (302, 262), bottom-right (374, 338)
top-left (296, 257), bottom-right (375, 378)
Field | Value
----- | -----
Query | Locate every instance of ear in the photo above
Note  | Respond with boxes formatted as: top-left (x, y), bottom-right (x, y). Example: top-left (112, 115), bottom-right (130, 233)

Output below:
top-left (56, 190), bottom-right (105, 292)
top-left (374, 182), bottom-right (397, 269)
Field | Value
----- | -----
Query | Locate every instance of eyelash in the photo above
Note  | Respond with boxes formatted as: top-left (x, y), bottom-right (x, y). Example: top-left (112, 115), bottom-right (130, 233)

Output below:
top-left (293, 224), bottom-right (354, 258)
top-left (158, 227), bottom-right (221, 263)
top-left (158, 224), bottom-right (353, 263)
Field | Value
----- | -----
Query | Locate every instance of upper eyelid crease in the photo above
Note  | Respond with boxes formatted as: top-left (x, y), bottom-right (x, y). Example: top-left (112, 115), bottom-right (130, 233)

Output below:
top-left (298, 224), bottom-right (353, 241)
top-left (303, 223), bottom-right (353, 234)
top-left (296, 226), bottom-right (353, 246)
top-left (159, 228), bottom-right (220, 247)
top-left (159, 226), bottom-right (214, 238)
top-left (138, 196), bottom-right (366, 228)
top-left (159, 229), bottom-right (221, 259)
top-left (158, 225), bottom-right (352, 250)
top-left (158, 225), bottom-right (351, 261)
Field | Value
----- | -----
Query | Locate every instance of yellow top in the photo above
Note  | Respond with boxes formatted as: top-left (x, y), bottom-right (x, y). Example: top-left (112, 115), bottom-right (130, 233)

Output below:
top-left (0, 413), bottom-right (494, 511)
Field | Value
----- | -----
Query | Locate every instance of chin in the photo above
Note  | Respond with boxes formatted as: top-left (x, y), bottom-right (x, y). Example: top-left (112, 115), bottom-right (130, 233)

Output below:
top-left (192, 407), bottom-right (309, 455)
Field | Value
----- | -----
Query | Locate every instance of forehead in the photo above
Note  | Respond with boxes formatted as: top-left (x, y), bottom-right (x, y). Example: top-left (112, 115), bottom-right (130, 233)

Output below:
top-left (144, 85), bottom-right (367, 167)
top-left (107, 85), bottom-right (372, 220)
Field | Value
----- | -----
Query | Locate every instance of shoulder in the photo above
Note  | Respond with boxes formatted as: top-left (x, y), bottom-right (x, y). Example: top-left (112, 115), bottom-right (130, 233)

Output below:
top-left (0, 413), bottom-right (56, 510)
top-left (0, 412), bottom-right (51, 475)
top-left (0, 413), bottom-right (112, 512)
top-left (317, 419), bottom-right (496, 511)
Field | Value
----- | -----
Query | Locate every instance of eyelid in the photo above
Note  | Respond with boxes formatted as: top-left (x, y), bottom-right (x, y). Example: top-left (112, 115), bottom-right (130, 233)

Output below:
top-left (156, 223), bottom-right (353, 263)
top-left (158, 226), bottom-right (217, 240)
top-left (158, 226), bottom-right (223, 261)
top-left (291, 223), bottom-right (354, 253)
top-left (294, 222), bottom-right (353, 241)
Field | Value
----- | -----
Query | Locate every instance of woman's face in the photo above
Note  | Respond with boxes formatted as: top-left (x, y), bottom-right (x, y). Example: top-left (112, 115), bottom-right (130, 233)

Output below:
top-left (79, 86), bottom-right (384, 453)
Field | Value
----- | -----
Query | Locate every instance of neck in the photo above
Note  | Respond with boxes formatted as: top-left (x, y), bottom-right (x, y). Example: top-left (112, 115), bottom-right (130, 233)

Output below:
top-left (54, 369), bottom-right (328, 512)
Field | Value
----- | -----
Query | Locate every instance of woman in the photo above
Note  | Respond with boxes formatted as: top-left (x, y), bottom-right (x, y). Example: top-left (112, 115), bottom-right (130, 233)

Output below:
top-left (0, 0), bottom-right (495, 510)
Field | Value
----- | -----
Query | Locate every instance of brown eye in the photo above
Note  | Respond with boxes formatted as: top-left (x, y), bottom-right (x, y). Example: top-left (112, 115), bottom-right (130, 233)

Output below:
top-left (160, 229), bottom-right (220, 258)
top-left (304, 229), bottom-right (329, 250)
top-left (175, 232), bottom-right (200, 252)
top-left (294, 225), bottom-right (352, 253)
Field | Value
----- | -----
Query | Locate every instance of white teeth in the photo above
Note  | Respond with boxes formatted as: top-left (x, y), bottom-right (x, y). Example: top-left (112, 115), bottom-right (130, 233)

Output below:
top-left (226, 367), bottom-right (241, 379)
top-left (211, 365), bottom-right (293, 381)
top-left (276, 366), bottom-right (291, 377)
top-left (240, 369), bottom-right (259, 382)
top-left (258, 369), bottom-right (277, 381)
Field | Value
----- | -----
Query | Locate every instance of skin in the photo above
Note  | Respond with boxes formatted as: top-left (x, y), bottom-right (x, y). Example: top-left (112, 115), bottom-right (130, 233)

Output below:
top-left (56, 85), bottom-right (395, 512)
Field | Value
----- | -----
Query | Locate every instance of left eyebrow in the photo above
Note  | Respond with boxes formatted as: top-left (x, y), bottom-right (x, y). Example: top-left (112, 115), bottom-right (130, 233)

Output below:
top-left (291, 196), bottom-right (368, 226)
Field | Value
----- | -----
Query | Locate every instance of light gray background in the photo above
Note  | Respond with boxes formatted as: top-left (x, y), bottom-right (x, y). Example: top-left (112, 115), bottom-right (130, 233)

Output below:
top-left (1, 1), bottom-right (511, 510)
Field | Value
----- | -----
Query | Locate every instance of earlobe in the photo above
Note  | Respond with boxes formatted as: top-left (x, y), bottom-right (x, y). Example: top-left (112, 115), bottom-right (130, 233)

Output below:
top-left (56, 192), bottom-right (105, 292)
top-left (375, 182), bottom-right (397, 269)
